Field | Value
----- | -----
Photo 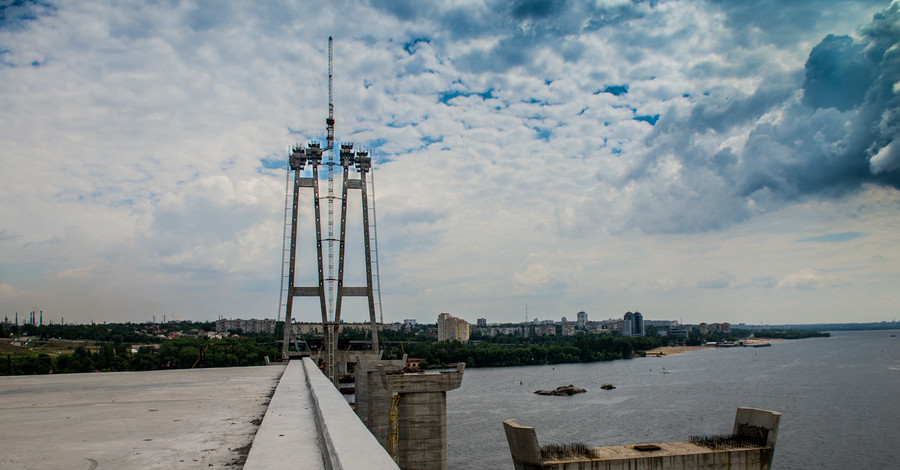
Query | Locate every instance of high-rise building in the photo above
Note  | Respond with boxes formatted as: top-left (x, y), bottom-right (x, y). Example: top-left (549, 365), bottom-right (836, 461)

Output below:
top-left (437, 313), bottom-right (470, 342)
top-left (622, 311), bottom-right (644, 336)
top-left (576, 311), bottom-right (587, 328)
top-left (623, 312), bottom-right (634, 336)
top-left (633, 311), bottom-right (644, 336)
top-left (215, 318), bottom-right (276, 334)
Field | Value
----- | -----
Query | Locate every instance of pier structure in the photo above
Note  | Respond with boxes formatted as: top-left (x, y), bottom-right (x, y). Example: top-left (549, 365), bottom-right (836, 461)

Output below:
top-left (503, 407), bottom-right (781, 470)
top-left (355, 355), bottom-right (408, 449)
top-left (381, 364), bottom-right (466, 470)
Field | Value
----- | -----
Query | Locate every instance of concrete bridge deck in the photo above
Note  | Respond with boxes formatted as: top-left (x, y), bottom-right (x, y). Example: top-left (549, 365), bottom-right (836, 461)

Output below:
top-left (0, 359), bottom-right (398, 469)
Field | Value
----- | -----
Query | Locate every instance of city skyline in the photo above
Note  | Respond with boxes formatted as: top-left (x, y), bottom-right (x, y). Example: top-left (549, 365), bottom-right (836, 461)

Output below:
top-left (2, 1), bottom-right (899, 326)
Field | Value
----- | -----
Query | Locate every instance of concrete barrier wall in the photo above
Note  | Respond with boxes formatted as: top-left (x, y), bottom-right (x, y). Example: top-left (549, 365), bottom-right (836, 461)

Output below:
top-left (245, 360), bottom-right (399, 470)
top-left (302, 358), bottom-right (400, 470)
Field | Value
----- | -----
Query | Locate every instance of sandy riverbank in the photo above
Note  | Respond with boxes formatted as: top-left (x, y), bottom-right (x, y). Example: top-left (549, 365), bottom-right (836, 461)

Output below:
top-left (643, 338), bottom-right (783, 357)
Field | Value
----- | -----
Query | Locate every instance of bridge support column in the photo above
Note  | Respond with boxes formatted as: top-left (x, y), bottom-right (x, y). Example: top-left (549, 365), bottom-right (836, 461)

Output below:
top-left (381, 364), bottom-right (464, 470)
top-left (355, 355), bottom-right (407, 450)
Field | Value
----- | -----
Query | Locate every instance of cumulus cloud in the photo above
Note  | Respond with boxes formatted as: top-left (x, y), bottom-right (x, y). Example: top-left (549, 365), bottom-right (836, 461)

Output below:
top-left (778, 268), bottom-right (832, 289)
top-left (1, 0), bottom-right (898, 324)
top-left (567, 1), bottom-right (900, 235)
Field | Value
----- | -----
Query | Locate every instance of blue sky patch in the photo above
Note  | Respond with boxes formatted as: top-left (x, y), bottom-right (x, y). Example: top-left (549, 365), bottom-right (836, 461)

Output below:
top-left (797, 232), bottom-right (865, 243)
top-left (367, 138), bottom-right (387, 150)
top-left (597, 84), bottom-right (629, 96)
top-left (534, 127), bottom-right (551, 141)
top-left (438, 88), bottom-right (494, 104)
top-left (403, 37), bottom-right (430, 54)
top-left (633, 114), bottom-right (660, 125)
top-left (259, 156), bottom-right (285, 170)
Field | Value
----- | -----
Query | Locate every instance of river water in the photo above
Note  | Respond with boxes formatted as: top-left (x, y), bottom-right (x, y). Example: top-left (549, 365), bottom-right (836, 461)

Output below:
top-left (446, 330), bottom-right (900, 469)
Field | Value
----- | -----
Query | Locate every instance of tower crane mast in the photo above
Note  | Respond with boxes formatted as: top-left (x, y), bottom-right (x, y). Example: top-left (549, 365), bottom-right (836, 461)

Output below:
top-left (326, 36), bottom-right (334, 150)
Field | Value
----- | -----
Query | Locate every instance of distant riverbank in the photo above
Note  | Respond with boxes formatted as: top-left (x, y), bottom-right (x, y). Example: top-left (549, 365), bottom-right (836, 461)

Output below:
top-left (643, 338), bottom-right (784, 357)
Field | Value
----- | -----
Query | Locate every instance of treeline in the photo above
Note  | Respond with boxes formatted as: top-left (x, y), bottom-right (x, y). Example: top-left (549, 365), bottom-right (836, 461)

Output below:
top-left (4, 337), bottom-right (279, 375)
top-left (1, 320), bottom-right (215, 344)
top-left (3, 320), bottom-right (832, 375)
top-left (382, 334), bottom-right (665, 368)
top-left (753, 329), bottom-right (831, 339)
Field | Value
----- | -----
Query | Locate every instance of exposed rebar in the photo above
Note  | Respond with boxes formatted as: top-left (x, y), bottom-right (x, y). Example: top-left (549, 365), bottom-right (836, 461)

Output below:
top-left (540, 443), bottom-right (597, 461)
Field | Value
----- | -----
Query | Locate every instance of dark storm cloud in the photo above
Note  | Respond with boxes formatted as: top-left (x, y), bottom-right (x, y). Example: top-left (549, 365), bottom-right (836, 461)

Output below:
top-left (373, 0), bottom-right (650, 73)
top-left (368, 0), bottom-right (429, 22)
top-left (510, 0), bottom-right (566, 20)
top-left (803, 34), bottom-right (874, 110)
top-left (709, 0), bottom-right (888, 47)
top-left (185, 0), bottom-right (234, 32)
top-left (0, 0), bottom-right (55, 31)
top-left (613, 2), bottom-right (900, 234)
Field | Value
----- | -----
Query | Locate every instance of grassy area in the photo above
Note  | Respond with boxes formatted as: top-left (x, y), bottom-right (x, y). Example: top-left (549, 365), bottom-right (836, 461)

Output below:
top-left (0, 340), bottom-right (27, 354)
top-left (1, 339), bottom-right (100, 358)
top-left (35, 340), bottom-right (99, 354)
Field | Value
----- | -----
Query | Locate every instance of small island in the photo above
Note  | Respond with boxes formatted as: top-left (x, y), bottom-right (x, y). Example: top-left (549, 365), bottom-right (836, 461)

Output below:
top-left (535, 385), bottom-right (586, 396)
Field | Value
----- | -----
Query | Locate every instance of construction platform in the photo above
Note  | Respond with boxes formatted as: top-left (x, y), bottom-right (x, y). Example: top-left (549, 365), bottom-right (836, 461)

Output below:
top-left (0, 359), bottom-right (398, 470)
top-left (0, 365), bottom-right (283, 469)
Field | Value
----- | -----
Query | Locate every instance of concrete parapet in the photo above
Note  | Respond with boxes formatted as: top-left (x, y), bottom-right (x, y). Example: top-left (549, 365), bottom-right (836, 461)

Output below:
top-left (503, 419), bottom-right (542, 470)
top-left (734, 407), bottom-right (781, 448)
top-left (381, 363), bottom-right (465, 470)
top-left (302, 357), bottom-right (400, 469)
top-left (504, 407), bottom-right (781, 470)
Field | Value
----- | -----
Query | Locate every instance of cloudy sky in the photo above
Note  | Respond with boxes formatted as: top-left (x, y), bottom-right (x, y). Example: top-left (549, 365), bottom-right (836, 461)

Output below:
top-left (2, 0), bottom-right (899, 326)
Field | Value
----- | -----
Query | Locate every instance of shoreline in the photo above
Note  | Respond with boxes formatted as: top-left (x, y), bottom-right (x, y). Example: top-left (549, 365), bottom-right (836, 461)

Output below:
top-left (643, 338), bottom-right (784, 357)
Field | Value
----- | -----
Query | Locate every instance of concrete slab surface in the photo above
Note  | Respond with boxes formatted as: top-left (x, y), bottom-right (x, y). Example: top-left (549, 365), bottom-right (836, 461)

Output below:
top-left (243, 360), bottom-right (324, 469)
top-left (0, 365), bottom-right (285, 470)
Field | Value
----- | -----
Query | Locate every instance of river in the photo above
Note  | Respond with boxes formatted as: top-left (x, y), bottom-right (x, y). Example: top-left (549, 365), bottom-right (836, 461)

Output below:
top-left (446, 330), bottom-right (900, 469)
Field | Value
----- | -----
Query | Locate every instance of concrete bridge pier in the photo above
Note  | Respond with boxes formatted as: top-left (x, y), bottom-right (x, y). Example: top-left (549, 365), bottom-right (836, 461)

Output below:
top-left (355, 355), bottom-right (407, 449)
top-left (382, 363), bottom-right (465, 470)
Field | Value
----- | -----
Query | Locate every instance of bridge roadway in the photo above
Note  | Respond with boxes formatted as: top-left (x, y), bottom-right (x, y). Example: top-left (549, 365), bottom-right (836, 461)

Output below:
top-left (0, 358), bottom-right (399, 469)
